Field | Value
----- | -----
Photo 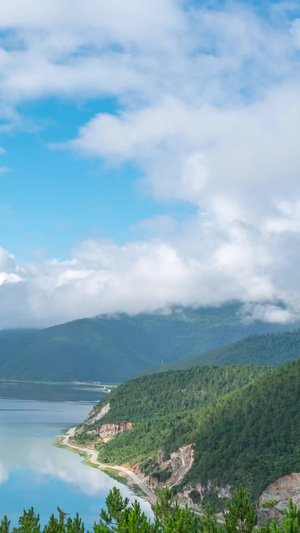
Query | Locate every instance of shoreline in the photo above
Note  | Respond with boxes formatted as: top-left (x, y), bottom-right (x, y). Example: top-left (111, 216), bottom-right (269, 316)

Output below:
top-left (59, 427), bottom-right (157, 506)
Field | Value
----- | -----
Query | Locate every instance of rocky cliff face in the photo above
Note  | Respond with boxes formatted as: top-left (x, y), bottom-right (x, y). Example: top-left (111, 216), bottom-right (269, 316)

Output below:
top-left (94, 422), bottom-right (133, 438)
top-left (141, 444), bottom-right (194, 490)
top-left (258, 473), bottom-right (300, 520)
top-left (84, 403), bottom-right (110, 427)
top-left (138, 444), bottom-right (230, 509)
top-left (171, 480), bottom-right (231, 509)
top-left (168, 444), bottom-right (195, 488)
top-left (86, 420), bottom-right (133, 441)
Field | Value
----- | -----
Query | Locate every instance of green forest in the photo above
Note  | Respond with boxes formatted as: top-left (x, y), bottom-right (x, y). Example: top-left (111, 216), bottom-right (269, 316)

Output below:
top-left (146, 330), bottom-right (300, 374)
top-left (0, 304), bottom-right (297, 383)
top-left (76, 359), bottom-right (300, 507)
top-left (2, 486), bottom-right (300, 533)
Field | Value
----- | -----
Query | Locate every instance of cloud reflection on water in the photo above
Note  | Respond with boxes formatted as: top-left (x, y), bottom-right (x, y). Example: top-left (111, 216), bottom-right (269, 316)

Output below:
top-left (0, 400), bottom-right (153, 519)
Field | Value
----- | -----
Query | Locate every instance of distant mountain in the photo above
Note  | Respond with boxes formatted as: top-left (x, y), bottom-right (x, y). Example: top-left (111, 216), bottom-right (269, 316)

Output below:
top-left (76, 358), bottom-right (300, 506)
top-left (145, 329), bottom-right (300, 374)
top-left (0, 304), bottom-right (297, 382)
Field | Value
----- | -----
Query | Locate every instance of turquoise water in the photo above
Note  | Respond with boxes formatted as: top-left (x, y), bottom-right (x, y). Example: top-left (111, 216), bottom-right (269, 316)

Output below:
top-left (0, 397), bottom-right (152, 528)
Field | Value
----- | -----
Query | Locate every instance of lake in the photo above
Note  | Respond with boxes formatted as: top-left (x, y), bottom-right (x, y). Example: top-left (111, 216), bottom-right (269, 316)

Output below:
top-left (0, 383), bottom-right (152, 528)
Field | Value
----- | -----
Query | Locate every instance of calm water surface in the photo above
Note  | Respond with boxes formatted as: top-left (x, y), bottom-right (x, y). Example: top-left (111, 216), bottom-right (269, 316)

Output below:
top-left (0, 391), bottom-right (152, 528)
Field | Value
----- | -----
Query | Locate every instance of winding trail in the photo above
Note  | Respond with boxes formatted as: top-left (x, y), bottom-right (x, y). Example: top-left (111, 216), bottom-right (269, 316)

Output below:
top-left (62, 428), bottom-right (157, 505)
top-left (62, 430), bottom-right (212, 520)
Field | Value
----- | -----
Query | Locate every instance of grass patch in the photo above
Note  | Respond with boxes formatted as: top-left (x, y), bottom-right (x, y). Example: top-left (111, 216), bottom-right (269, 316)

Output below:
top-left (102, 468), bottom-right (127, 485)
top-left (83, 460), bottom-right (99, 469)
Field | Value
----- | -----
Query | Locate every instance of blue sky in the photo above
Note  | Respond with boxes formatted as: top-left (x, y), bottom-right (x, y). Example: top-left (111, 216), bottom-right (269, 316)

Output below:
top-left (1, 96), bottom-right (196, 262)
top-left (0, 0), bottom-right (300, 327)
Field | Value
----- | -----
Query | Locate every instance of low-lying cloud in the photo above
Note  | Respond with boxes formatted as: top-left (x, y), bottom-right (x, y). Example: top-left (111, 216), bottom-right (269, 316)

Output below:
top-left (0, 212), bottom-right (298, 328)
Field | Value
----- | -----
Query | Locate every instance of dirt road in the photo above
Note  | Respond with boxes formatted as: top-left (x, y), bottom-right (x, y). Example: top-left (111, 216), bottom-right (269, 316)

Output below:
top-left (62, 428), bottom-right (157, 505)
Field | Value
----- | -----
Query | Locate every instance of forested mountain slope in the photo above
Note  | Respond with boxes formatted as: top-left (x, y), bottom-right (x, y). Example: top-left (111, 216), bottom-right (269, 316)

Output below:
top-left (146, 330), bottom-right (300, 374)
top-left (0, 304), bottom-right (293, 382)
top-left (76, 359), bottom-right (300, 506)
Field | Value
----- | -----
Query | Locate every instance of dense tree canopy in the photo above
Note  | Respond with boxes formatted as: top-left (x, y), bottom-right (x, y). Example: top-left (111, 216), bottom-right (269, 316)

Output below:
top-left (0, 305), bottom-right (296, 382)
top-left (2, 487), bottom-right (300, 533)
top-left (77, 359), bottom-right (300, 505)
top-left (147, 330), bottom-right (300, 374)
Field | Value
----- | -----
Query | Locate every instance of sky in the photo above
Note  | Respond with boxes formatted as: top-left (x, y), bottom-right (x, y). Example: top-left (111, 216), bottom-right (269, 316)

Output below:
top-left (1, 0), bottom-right (300, 328)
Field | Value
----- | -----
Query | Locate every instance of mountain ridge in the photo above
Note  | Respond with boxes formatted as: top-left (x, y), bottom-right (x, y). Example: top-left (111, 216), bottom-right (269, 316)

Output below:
top-left (145, 329), bottom-right (300, 374)
top-left (75, 358), bottom-right (300, 509)
top-left (0, 304), bottom-right (298, 382)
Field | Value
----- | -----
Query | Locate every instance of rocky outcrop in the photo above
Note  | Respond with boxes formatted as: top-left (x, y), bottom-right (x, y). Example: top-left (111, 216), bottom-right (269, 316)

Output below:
top-left (218, 485), bottom-right (232, 499)
top-left (86, 421), bottom-right (132, 441)
top-left (173, 481), bottom-right (231, 509)
top-left (95, 422), bottom-right (133, 438)
top-left (146, 444), bottom-right (195, 490)
top-left (137, 444), bottom-right (231, 510)
top-left (84, 403), bottom-right (110, 427)
top-left (168, 444), bottom-right (195, 488)
top-left (259, 473), bottom-right (300, 520)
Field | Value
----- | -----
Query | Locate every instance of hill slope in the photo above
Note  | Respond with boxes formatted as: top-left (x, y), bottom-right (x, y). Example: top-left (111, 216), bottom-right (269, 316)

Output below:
top-left (76, 359), bottom-right (300, 506)
top-left (145, 330), bottom-right (300, 374)
top-left (0, 304), bottom-right (295, 382)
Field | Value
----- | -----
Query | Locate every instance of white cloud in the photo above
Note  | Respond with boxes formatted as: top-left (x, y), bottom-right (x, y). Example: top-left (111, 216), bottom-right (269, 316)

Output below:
top-left (68, 83), bottom-right (300, 221)
top-left (0, 217), bottom-right (293, 328)
top-left (0, 461), bottom-right (9, 485)
top-left (0, 167), bottom-right (10, 174)
top-left (0, 2), bottom-right (300, 326)
top-left (0, 2), bottom-right (295, 115)
top-left (240, 303), bottom-right (297, 325)
top-left (0, 0), bottom-right (187, 118)
top-left (0, 433), bottom-right (152, 515)
top-left (0, 247), bottom-right (19, 275)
